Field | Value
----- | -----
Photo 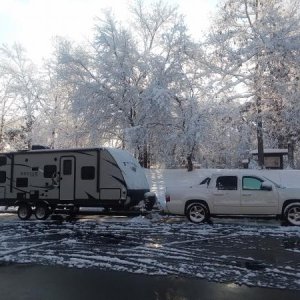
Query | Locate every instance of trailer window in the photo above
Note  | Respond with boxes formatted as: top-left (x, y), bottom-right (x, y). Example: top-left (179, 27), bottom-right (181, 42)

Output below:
top-left (81, 166), bottom-right (95, 180)
top-left (16, 178), bottom-right (28, 187)
top-left (63, 160), bottom-right (72, 175)
top-left (0, 156), bottom-right (7, 166)
top-left (44, 165), bottom-right (57, 178)
top-left (0, 171), bottom-right (6, 183)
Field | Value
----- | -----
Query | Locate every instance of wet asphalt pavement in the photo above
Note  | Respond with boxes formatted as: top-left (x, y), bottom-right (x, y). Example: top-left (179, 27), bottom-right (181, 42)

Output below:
top-left (0, 212), bottom-right (299, 299)
top-left (0, 263), bottom-right (300, 300)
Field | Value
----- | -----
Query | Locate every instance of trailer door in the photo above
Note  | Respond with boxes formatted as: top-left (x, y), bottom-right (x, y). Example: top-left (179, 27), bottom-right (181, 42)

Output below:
top-left (60, 157), bottom-right (75, 200)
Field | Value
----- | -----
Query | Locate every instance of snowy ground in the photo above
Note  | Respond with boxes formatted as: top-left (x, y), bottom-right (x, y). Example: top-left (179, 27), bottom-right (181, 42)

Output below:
top-left (0, 169), bottom-right (300, 290)
top-left (0, 213), bottom-right (299, 291)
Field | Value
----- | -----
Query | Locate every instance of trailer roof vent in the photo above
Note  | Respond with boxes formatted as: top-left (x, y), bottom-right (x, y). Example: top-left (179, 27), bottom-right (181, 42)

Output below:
top-left (31, 145), bottom-right (50, 150)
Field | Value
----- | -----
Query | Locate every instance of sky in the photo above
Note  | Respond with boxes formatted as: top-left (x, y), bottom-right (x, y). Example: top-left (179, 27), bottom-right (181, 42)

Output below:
top-left (0, 0), bottom-right (220, 64)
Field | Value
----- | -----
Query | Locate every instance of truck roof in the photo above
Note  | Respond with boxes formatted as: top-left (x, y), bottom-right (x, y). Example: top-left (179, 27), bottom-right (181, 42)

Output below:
top-left (210, 169), bottom-right (265, 176)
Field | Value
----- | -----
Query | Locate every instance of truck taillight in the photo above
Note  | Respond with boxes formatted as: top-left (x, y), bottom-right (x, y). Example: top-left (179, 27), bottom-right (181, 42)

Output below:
top-left (165, 195), bottom-right (170, 202)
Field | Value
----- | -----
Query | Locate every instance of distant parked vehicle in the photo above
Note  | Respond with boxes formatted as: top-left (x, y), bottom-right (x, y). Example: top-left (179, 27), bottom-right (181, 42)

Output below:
top-left (165, 170), bottom-right (300, 225)
top-left (0, 146), bottom-right (156, 220)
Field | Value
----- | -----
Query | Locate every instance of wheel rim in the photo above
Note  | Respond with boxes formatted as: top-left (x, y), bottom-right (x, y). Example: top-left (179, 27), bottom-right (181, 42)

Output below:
top-left (189, 205), bottom-right (205, 223)
top-left (36, 206), bottom-right (47, 219)
top-left (19, 206), bottom-right (29, 218)
top-left (287, 206), bottom-right (300, 225)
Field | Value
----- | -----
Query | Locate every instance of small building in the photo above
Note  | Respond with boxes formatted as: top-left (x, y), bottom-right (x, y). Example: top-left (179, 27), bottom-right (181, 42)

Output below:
top-left (250, 148), bottom-right (288, 169)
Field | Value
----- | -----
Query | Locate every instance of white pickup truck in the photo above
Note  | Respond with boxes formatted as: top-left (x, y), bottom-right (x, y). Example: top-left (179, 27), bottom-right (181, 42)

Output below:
top-left (165, 170), bottom-right (300, 225)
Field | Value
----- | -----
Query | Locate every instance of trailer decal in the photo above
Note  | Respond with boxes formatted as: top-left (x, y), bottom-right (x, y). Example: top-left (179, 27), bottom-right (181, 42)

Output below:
top-left (104, 159), bottom-right (119, 169)
top-left (85, 192), bottom-right (97, 200)
top-left (111, 175), bottom-right (127, 187)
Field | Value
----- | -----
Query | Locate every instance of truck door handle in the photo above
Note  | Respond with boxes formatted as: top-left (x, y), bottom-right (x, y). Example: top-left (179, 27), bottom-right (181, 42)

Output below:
top-left (213, 193), bottom-right (224, 196)
top-left (242, 193), bottom-right (251, 196)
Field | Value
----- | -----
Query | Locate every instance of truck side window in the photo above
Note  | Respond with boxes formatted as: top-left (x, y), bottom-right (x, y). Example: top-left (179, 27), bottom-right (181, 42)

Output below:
top-left (216, 176), bottom-right (237, 190)
top-left (242, 176), bottom-right (263, 190)
top-left (63, 160), bottom-right (72, 175)
top-left (0, 171), bottom-right (6, 183)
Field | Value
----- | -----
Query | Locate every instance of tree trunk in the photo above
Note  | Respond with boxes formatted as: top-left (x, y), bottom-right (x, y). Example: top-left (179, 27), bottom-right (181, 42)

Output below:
top-left (0, 113), bottom-right (5, 151)
top-left (288, 142), bottom-right (294, 169)
top-left (138, 143), bottom-right (150, 168)
top-left (187, 154), bottom-right (193, 172)
top-left (143, 143), bottom-right (148, 168)
top-left (256, 113), bottom-right (264, 168)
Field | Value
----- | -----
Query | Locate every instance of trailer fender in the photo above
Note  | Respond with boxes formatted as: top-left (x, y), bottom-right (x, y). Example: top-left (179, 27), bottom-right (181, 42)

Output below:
top-left (35, 200), bottom-right (51, 208)
top-left (14, 200), bottom-right (31, 207)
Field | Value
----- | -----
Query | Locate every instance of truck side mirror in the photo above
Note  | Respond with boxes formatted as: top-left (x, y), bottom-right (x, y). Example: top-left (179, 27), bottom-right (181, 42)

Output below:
top-left (261, 182), bottom-right (272, 191)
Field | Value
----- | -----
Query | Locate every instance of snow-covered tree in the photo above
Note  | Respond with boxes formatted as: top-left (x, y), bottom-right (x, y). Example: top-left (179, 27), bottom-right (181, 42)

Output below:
top-left (204, 0), bottom-right (300, 167)
top-left (54, 1), bottom-right (210, 169)
top-left (0, 44), bottom-right (42, 150)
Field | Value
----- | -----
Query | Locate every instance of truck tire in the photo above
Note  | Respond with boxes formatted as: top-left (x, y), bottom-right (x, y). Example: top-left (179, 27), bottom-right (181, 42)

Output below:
top-left (17, 203), bottom-right (32, 220)
top-left (186, 202), bottom-right (209, 224)
top-left (35, 204), bottom-right (50, 220)
top-left (285, 203), bottom-right (300, 226)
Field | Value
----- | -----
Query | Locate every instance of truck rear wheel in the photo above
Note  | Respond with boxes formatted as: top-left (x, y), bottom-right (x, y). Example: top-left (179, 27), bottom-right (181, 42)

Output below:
top-left (35, 204), bottom-right (50, 220)
top-left (186, 202), bottom-right (208, 224)
top-left (17, 203), bottom-right (32, 220)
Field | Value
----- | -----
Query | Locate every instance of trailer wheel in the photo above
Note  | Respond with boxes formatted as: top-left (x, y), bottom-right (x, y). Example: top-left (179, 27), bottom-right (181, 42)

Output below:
top-left (35, 204), bottom-right (50, 220)
top-left (17, 203), bottom-right (32, 220)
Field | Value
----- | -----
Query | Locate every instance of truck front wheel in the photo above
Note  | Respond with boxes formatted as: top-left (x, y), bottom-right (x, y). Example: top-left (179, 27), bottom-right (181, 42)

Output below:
top-left (285, 204), bottom-right (300, 226)
top-left (17, 203), bottom-right (32, 220)
top-left (186, 203), bottom-right (209, 224)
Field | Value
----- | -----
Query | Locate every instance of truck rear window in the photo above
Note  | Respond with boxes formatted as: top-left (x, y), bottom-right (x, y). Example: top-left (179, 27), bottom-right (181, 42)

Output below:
top-left (216, 176), bottom-right (237, 190)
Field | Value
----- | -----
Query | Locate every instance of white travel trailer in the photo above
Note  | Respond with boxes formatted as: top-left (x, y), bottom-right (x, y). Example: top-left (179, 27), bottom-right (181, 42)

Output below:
top-left (0, 146), bottom-right (155, 220)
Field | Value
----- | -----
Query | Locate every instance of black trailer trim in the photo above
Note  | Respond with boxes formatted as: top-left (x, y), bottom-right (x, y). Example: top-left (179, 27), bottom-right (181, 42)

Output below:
top-left (111, 176), bottom-right (127, 188)
top-left (76, 151), bottom-right (94, 156)
top-left (13, 164), bottom-right (32, 168)
top-left (10, 154), bottom-right (14, 193)
top-left (11, 147), bottom-right (103, 155)
top-left (0, 191), bottom-right (147, 209)
top-left (97, 149), bottom-right (100, 193)
top-left (85, 192), bottom-right (97, 200)
top-left (104, 159), bottom-right (119, 169)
